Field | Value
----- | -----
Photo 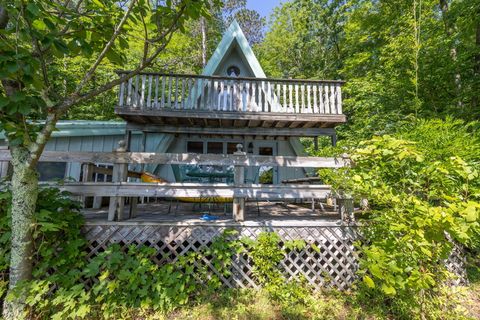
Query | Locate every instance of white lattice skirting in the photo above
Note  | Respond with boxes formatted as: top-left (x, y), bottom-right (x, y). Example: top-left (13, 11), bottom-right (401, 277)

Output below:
top-left (82, 224), bottom-right (466, 290)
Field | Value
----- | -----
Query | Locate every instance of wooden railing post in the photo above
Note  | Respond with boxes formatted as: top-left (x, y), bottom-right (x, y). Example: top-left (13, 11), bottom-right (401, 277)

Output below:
top-left (0, 145), bottom-right (10, 179)
top-left (108, 140), bottom-right (128, 221)
top-left (233, 144), bottom-right (246, 222)
top-left (338, 193), bottom-right (354, 223)
top-left (81, 162), bottom-right (94, 208)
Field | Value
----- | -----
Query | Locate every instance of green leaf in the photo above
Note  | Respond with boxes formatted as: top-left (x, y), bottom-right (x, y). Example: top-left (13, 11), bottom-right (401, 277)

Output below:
top-left (381, 284), bottom-right (396, 295)
top-left (463, 206), bottom-right (477, 223)
top-left (363, 275), bottom-right (375, 288)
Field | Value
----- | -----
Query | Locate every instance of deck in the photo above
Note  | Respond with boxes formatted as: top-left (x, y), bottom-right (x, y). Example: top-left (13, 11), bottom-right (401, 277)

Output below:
top-left (116, 72), bottom-right (346, 134)
top-left (82, 200), bottom-right (342, 226)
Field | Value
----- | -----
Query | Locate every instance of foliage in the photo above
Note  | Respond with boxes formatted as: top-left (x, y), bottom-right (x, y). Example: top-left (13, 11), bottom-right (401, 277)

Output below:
top-left (257, 0), bottom-right (345, 79)
top-left (258, 0), bottom-right (480, 141)
top-left (319, 132), bottom-right (480, 318)
top-left (0, 189), bottom-right (313, 320)
top-left (0, 187), bottom-right (86, 316)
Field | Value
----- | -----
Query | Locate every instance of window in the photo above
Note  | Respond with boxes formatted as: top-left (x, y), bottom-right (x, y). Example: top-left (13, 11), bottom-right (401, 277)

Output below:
top-left (187, 141), bottom-right (204, 154)
top-left (207, 142), bottom-right (223, 154)
top-left (227, 65), bottom-right (240, 77)
top-left (37, 162), bottom-right (66, 181)
top-left (258, 147), bottom-right (274, 184)
top-left (227, 142), bottom-right (241, 154)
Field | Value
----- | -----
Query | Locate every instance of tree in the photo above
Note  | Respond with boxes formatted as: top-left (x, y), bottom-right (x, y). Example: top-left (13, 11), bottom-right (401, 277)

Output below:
top-left (257, 0), bottom-right (346, 78)
top-left (0, 0), bottom-right (219, 318)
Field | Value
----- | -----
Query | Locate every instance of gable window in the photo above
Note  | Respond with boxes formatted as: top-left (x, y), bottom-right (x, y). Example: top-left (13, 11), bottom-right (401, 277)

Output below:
top-left (227, 65), bottom-right (240, 77)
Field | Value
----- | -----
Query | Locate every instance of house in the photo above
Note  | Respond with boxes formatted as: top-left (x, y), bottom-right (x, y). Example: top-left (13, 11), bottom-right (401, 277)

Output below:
top-left (0, 21), bottom-right (356, 290)
top-left (1, 21), bottom-right (345, 187)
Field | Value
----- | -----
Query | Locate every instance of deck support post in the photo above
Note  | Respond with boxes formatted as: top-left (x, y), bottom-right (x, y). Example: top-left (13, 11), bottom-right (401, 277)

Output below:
top-left (81, 163), bottom-right (95, 208)
top-left (0, 145), bottom-right (10, 179)
top-left (338, 195), bottom-right (354, 223)
top-left (331, 133), bottom-right (337, 147)
top-left (108, 140), bottom-right (128, 221)
top-left (233, 144), bottom-right (246, 222)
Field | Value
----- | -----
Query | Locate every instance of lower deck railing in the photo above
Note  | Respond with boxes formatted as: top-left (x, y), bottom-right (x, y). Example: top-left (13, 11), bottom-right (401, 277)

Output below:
top-left (0, 145), bottom-right (353, 222)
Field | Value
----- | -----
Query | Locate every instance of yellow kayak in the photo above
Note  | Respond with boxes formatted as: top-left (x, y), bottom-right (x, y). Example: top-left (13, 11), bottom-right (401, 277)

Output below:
top-left (140, 172), bottom-right (232, 203)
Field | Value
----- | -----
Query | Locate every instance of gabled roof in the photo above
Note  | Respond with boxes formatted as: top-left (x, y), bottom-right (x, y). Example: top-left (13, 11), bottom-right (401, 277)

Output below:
top-left (202, 20), bottom-right (266, 78)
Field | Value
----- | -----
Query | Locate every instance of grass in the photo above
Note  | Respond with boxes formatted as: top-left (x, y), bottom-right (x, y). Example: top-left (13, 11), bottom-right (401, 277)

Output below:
top-left (164, 259), bottom-right (480, 320)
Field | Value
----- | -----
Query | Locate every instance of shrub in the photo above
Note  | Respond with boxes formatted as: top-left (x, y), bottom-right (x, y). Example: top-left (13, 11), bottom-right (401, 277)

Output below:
top-left (322, 132), bottom-right (480, 319)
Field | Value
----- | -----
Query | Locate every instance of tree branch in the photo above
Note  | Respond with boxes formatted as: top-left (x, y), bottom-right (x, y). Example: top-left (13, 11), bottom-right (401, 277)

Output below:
top-left (29, 4), bottom-right (187, 166)
top-left (75, 0), bottom-right (137, 94)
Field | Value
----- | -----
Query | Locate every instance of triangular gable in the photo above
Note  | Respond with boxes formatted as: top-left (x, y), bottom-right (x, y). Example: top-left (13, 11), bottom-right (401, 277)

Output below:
top-left (202, 20), bottom-right (266, 78)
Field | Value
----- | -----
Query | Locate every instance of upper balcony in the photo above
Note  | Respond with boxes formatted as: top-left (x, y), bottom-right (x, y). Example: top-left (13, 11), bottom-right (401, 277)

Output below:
top-left (116, 71), bottom-right (346, 136)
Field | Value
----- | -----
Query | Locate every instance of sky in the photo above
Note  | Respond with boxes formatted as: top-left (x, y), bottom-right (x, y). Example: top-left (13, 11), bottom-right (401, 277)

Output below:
top-left (246, 0), bottom-right (283, 19)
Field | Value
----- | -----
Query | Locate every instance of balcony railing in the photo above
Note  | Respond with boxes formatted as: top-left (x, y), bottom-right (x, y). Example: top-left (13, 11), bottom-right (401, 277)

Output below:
top-left (117, 72), bottom-right (344, 115)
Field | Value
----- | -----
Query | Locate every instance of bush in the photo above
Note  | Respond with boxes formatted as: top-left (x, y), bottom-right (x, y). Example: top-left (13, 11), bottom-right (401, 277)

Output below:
top-left (321, 128), bottom-right (480, 319)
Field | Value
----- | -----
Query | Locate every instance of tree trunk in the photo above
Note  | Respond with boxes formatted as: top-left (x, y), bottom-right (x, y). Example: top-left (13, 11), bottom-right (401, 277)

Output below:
top-left (2, 147), bottom-right (38, 320)
top-left (439, 0), bottom-right (462, 109)
top-left (200, 17), bottom-right (207, 67)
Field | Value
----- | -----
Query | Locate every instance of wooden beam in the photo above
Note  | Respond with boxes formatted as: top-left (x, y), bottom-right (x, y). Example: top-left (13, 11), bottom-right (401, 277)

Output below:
top-left (91, 165), bottom-right (142, 179)
top-left (126, 123), bottom-right (336, 137)
top-left (52, 182), bottom-right (333, 200)
top-left (0, 150), bottom-right (348, 168)
top-left (116, 107), bottom-right (347, 124)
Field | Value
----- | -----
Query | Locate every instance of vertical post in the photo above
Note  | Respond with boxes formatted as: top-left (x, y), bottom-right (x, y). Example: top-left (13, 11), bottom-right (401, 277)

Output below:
top-left (108, 140), bottom-right (128, 221)
top-left (81, 163), bottom-right (94, 208)
top-left (314, 136), bottom-right (319, 151)
top-left (233, 144), bottom-right (246, 222)
top-left (338, 195), bottom-right (354, 223)
top-left (0, 145), bottom-right (9, 179)
top-left (331, 133), bottom-right (337, 147)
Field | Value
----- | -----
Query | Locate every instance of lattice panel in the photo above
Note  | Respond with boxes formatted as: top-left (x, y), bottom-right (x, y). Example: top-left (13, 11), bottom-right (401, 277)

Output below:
top-left (82, 225), bottom-right (465, 290)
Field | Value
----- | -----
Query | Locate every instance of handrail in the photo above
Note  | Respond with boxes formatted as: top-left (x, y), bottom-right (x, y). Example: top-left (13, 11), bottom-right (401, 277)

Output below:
top-left (115, 70), bottom-right (346, 85)
top-left (0, 150), bottom-right (349, 168)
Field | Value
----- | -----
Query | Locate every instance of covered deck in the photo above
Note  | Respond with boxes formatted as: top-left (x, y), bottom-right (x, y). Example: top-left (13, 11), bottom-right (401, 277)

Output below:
top-left (82, 200), bottom-right (341, 226)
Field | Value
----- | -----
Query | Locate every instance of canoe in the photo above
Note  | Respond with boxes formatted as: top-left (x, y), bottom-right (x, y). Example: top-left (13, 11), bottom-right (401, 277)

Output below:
top-left (140, 172), bottom-right (232, 203)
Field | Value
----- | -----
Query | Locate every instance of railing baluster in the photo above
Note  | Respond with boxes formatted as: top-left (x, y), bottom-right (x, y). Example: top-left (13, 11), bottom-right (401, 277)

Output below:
top-left (276, 82), bottom-right (283, 112)
top-left (329, 83), bottom-right (335, 114)
top-left (323, 84), bottom-right (330, 114)
top-left (154, 75), bottom-right (159, 109)
top-left (313, 84), bottom-right (318, 113)
top-left (161, 75), bottom-right (166, 109)
top-left (258, 81), bottom-right (265, 112)
top-left (126, 77), bottom-right (132, 106)
top-left (209, 78), bottom-right (214, 110)
top-left (337, 84), bottom-right (342, 114)
top-left (294, 84), bottom-right (299, 113)
top-left (181, 78), bottom-right (186, 110)
top-left (307, 84), bottom-right (312, 113)
top-left (320, 85), bottom-right (325, 114)
top-left (220, 80), bottom-right (226, 111)
top-left (167, 75), bottom-right (172, 108)
top-left (300, 84), bottom-right (305, 114)
top-left (252, 81), bottom-right (257, 112)
top-left (133, 75), bottom-right (139, 108)
top-left (140, 75), bottom-right (146, 110)
top-left (118, 80), bottom-right (125, 107)
top-left (146, 74), bottom-right (153, 109)
top-left (213, 80), bottom-right (219, 110)
top-left (266, 81), bottom-right (272, 112)
top-left (174, 76), bottom-right (179, 109)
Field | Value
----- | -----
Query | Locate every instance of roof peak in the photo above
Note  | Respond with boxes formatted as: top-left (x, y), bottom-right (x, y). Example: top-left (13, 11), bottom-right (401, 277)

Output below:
top-left (201, 20), bottom-right (266, 78)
